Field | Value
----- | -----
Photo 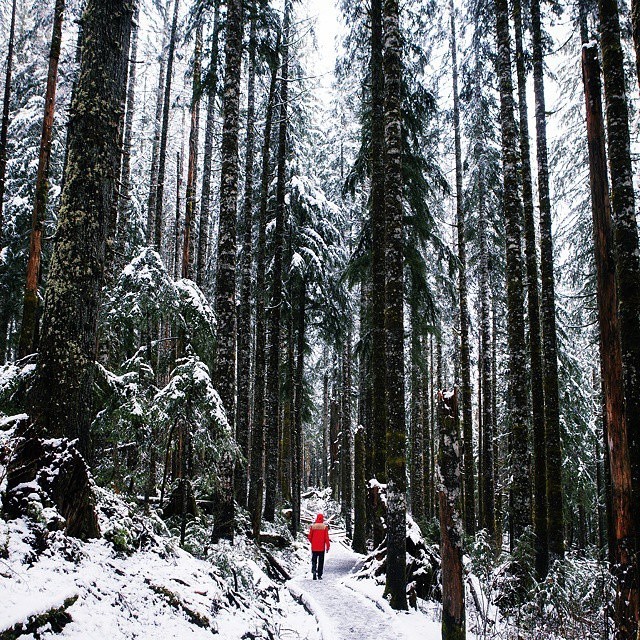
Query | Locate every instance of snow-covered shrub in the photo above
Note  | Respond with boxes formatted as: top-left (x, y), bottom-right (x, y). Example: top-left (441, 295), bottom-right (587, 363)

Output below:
top-left (94, 249), bottom-right (224, 502)
top-left (0, 358), bottom-right (36, 417)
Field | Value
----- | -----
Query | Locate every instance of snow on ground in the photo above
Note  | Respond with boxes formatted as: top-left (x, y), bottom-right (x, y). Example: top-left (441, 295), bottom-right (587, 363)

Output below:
top-left (0, 491), bottom-right (320, 640)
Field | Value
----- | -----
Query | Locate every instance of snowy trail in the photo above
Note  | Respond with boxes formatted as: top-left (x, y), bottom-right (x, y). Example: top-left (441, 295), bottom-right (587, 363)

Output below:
top-left (288, 530), bottom-right (441, 640)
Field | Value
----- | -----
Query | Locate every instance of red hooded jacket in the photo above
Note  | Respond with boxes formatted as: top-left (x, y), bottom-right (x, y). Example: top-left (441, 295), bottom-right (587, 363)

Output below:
top-left (307, 513), bottom-right (331, 552)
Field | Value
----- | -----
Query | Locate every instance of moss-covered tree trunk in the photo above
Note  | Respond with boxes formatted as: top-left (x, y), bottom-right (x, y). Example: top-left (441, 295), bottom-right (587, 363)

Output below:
top-left (13, 0), bottom-right (133, 539)
top-left (18, 0), bottom-right (66, 358)
top-left (494, 0), bottom-right (531, 546)
top-left (438, 390), bottom-right (466, 640)
top-left (369, 0), bottom-right (387, 550)
top-left (512, 0), bottom-right (548, 579)
top-left (382, 0), bottom-right (407, 611)
top-left (530, 0), bottom-right (564, 565)
top-left (211, 0), bottom-right (244, 543)
top-left (28, 0), bottom-right (133, 453)
top-left (582, 41), bottom-right (639, 640)
top-left (152, 0), bottom-right (179, 254)
top-left (181, 25), bottom-right (202, 280)
top-left (0, 0), bottom-right (17, 247)
top-left (450, 0), bottom-right (474, 537)
top-left (235, 3), bottom-right (257, 508)
top-left (196, 1), bottom-right (221, 287)
top-left (264, 1), bottom-right (289, 523)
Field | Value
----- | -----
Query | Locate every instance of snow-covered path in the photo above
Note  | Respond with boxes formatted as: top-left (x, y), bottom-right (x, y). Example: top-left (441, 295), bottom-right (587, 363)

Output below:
top-left (289, 531), bottom-right (441, 640)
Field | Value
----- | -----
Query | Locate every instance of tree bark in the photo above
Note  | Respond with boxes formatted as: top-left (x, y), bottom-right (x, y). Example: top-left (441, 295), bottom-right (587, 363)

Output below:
top-left (0, 0), bottom-right (17, 247)
top-left (512, 0), bottom-right (548, 578)
top-left (597, 0), bottom-right (640, 595)
top-left (582, 41), bottom-right (639, 640)
top-left (292, 280), bottom-right (306, 536)
top-left (196, 1), bottom-right (221, 287)
top-left (264, 0), bottom-right (290, 523)
top-left (353, 424), bottom-right (367, 553)
top-left (369, 0), bottom-right (387, 550)
top-left (248, 31), bottom-right (279, 539)
top-left (27, 0), bottom-right (133, 457)
top-left (153, 0), bottom-right (179, 254)
top-left (450, 0), bottom-right (474, 537)
top-left (181, 25), bottom-right (202, 280)
top-left (410, 308), bottom-right (424, 523)
top-left (494, 0), bottom-right (532, 545)
top-left (173, 148), bottom-right (182, 280)
top-left (146, 24), bottom-right (167, 247)
top-left (439, 390), bottom-right (466, 640)
top-left (114, 4), bottom-right (140, 269)
top-left (382, 0), bottom-right (407, 611)
top-left (341, 336), bottom-right (353, 538)
top-left (235, 2), bottom-right (257, 508)
top-left (530, 0), bottom-right (564, 564)
top-left (18, 0), bottom-right (66, 359)
top-left (211, 0), bottom-right (244, 543)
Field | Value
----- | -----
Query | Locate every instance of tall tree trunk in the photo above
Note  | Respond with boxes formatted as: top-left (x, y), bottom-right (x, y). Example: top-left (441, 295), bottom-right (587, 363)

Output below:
top-left (582, 41), bottom-right (639, 640)
top-left (196, 1), bottom-right (221, 287)
top-left (410, 309), bottom-right (424, 523)
top-left (357, 279), bottom-right (371, 541)
top-left (281, 278), bottom-right (294, 506)
top-left (181, 25), bottom-right (202, 280)
top-left (248, 33), bottom-right (279, 539)
top-left (292, 280), bottom-right (306, 536)
top-left (492, 293), bottom-right (502, 546)
top-left (530, 0), bottom-right (564, 564)
top-left (342, 335), bottom-right (353, 538)
top-left (146, 28), bottom-right (167, 247)
top-left (114, 4), bottom-right (140, 268)
top-left (0, 0), bottom-right (17, 246)
top-left (211, 0), bottom-right (244, 543)
top-left (353, 423), bottom-right (367, 552)
top-left (382, 0), bottom-right (407, 611)
top-left (478, 172), bottom-right (494, 539)
top-left (494, 0), bottom-right (532, 546)
top-left (631, 0), bottom-right (640, 94)
top-left (153, 0), bottom-right (179, 254)
top-left (598, 0), bottom-right (640, 594)
top-left (370, 0), bottom-right (387, 550)
top-left (450, 0), bottom-right (474, 537)
top-left (439, 389), bottom-right (466, 640)
top-left (512, 0), bottom-right (548, 579)
top-left (173, 148), bottom-right (182, 280)
top-left (235, 3), bottom-right (257, 508)
top-left (18, 0), bottom-right (66, 358)
top-left (28, 0), bottom-right (133, 457)
top-left (264, 1), bottom-right (290, 523)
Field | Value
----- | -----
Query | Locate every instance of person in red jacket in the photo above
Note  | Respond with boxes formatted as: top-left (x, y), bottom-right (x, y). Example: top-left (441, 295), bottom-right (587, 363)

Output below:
top-left (307, 513), bottom-right (331, 580)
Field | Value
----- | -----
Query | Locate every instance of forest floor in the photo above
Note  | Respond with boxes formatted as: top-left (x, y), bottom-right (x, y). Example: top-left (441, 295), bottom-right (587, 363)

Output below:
top-left (0, 476), bottom-right (460, 639)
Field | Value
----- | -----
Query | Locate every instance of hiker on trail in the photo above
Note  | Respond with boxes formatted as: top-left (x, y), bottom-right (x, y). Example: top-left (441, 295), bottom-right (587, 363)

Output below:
top-left (308, 513), bottom-right (331, 580)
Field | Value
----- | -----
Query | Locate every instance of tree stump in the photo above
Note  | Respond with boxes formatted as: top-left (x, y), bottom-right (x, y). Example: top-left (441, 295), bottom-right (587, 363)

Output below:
top-left (3, 429), bottom-right (100, 540)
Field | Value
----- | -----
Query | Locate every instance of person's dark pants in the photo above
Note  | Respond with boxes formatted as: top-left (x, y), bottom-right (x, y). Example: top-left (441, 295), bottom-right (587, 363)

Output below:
top-left (311, 551), bottom-right (325, 578)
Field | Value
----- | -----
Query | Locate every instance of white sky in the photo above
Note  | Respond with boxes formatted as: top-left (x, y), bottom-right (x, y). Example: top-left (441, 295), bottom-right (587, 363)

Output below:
top-left (301, 0), bottom-right (342, 95)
